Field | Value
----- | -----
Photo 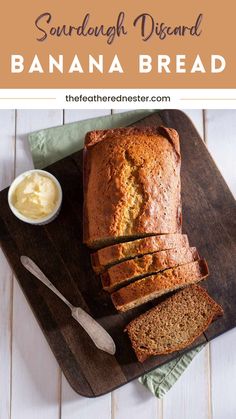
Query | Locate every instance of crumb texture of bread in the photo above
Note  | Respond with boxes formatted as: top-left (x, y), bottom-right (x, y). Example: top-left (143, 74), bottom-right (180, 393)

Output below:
top-left (83, 126), bottom-right (181, 248)
top-left (111, 259), bottom-right (209, 312)
top-left (126, 285), bottom-right (223, 362)
top-left (91, 233), bottom-right (189, 273)
top-left (102, 246), bottom-right (199, 292)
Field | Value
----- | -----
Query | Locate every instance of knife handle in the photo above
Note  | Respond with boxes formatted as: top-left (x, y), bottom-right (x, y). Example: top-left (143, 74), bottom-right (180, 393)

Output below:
top-left (20, 256), bottom-right (73, 310)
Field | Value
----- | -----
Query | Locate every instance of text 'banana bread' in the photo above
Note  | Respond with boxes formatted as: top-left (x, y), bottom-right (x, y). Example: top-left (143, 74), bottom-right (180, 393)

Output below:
top-left (83, 126), bottom-right (182, 248)
top-left (125, 285), bottom-right (223, 362)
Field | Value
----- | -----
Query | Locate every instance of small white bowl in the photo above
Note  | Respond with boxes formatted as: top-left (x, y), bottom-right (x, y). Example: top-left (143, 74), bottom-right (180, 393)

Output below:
top-left (8, 169), bottom-right (63, 225)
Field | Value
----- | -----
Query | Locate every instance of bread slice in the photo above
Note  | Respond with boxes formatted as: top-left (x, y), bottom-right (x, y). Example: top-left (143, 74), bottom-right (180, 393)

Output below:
top-left (111, 259), bottom-right (209, 312)
top-left (102, 246), bottom-right (199, 293)
top-left (91, 234), bottom-right (189, 274)
top-left (125, 285), bottom-right (223, 362)
top-left (83, 126), bottom-right (182, 248)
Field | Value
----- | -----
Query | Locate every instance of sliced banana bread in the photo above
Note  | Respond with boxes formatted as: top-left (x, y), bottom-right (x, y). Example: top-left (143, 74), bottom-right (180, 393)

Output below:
top-left (125, 285), bottom-right (223, 362)
top-left (111, 259), bottom-right (209, 312)
top-left (91, 234), bottom-right (189, 273)
top-left (102, 246), bottom-right (199, 292)
top-left (83, 126), bottom-right (182, 248)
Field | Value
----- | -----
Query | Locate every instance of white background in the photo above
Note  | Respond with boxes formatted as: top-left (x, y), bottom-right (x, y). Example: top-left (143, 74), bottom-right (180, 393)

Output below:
top-left (0, 109), bottom-right (236, 419)
top-left (1, 89), bottom-right (236, 109)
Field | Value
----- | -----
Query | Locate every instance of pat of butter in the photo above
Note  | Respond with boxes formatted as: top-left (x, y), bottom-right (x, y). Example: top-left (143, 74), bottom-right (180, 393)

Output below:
top-left (12, 172), bottom-right (58, 219)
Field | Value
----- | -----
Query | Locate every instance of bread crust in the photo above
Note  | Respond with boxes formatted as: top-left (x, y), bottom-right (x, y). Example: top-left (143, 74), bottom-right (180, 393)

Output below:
top-left (101, 246), bottom-right (199, 292)
top-left (91, 233), bottom-right (189, 273)
top-left (111, 259), bottom-right (209, 312)
top-left (84, 126), bottom-right (180, 154)
top-left (83, 126), bottom-right (181, 248)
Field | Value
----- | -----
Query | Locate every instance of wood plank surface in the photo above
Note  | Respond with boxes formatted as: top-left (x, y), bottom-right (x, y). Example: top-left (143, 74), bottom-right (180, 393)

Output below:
top-left (11, 110), bottom-right (63, 419)
top-left (0, 110), bottom-right (235, 397)
top-left (112, 380), bottom-right (159, 419)
top-left (204, 110), bottom-right (236, 419)
top-left (0, 109), bottom-right (15, 419)
top-left (163, 346), bottom-right (210, 419)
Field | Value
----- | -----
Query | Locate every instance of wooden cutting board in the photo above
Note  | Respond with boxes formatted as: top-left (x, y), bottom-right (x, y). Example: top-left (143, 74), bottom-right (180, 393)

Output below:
top-left (0, 110), bottom-right (235, 397)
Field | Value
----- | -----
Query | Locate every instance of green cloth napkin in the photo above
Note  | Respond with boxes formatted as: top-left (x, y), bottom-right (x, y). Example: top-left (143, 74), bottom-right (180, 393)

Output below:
top-left (139, 344), bottom-right (205, 397)
top-left (28, 110), bottom-right (205, 398)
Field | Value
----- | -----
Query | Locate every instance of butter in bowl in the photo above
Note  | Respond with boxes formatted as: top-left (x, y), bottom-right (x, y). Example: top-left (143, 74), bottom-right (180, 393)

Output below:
top-left (8, 169), bottom-right (63, 225)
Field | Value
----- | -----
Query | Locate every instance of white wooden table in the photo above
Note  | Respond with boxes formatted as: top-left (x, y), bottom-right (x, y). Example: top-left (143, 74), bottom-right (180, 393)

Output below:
top-left (0, 109), bottom-right (236, 419)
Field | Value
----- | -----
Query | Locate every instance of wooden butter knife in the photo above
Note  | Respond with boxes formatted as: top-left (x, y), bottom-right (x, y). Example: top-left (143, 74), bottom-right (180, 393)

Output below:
top-left (20, 256), bottom-right (116, 355)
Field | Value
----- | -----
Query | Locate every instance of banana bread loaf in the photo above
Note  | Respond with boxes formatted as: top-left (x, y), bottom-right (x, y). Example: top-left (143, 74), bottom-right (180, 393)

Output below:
top-left (102, 246), bottom-right (199, 292)
top-left (111, 259), bottom-right (209, 312)
top-left (125, 285), bottom-right (223, 362)
top-left (83, 126), bottom-right (182, 248)
top-left (91, 234), bottom-right (189, 274)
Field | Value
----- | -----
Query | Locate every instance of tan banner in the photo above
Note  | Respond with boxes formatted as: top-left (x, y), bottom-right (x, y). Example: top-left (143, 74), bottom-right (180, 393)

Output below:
top-left (0, 0), bottom-right (235, 88)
